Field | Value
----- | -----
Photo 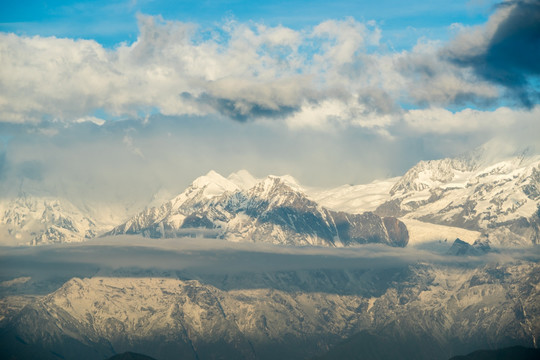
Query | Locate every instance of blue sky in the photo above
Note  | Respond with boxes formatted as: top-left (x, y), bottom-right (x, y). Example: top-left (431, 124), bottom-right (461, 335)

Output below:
top-left (2, 0), bottom-right (497, 48)
top-left (0, 0), bottom-right (538, 201)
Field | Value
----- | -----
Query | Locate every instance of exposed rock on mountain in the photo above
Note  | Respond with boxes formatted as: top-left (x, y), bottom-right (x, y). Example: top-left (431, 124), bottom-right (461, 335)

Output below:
top-left (2, 150), bottom-right (538, 248)
top-left (1, 262), bottom-right (538, 360)
top-left (107, 171), bottom-right (409, 247)
top-left (374, 155), bottom-right (540, 246)
top-left (446, 238), bottom-right (491, 256)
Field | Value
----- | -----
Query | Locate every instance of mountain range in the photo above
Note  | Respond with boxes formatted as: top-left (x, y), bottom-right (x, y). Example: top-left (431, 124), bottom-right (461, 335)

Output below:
top-left (1, 149), bottom-right (538, 249)
top-left (105, 170), bottom-right (408, 247)
top-left (373, 152), bottom-right (540, 247)
top-left (1, 260), bottom-right (538, 360)
top-left (1, 148), bottom-right (539, 360)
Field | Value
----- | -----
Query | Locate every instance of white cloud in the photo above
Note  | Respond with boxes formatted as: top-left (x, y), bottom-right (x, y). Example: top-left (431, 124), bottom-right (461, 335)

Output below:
top-left (403, 106), bottom-right (540, 134)
top-left (75, 116), bottom-right (106, 126)
top-left (287, 97), bottom-right (397, 133)
top-left (312, 18), bottom-right (375, 68)
top-left (0, 16), bottom-right (321, 123)
top-left (0, 10), bottom-right (537, 134)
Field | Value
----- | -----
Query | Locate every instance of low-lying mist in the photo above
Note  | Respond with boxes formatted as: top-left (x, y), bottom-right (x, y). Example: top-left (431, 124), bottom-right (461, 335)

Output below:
top-left (1, 235), bottom-right (538, 297)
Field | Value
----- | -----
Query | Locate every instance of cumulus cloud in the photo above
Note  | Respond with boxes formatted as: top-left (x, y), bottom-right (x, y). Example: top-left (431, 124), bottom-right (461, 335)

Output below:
top-left (0, 7), bottom-right (538, 136)
top-left (311, 18), bottom-right (380, 69)
top-left (0, 16), bottom-right (315, 123)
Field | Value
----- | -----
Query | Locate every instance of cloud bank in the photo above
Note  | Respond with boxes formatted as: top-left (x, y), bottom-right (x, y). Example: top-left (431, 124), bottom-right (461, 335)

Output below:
top-left (0, 1), bottom-right (538, 207)
top-left (1, 236), bottom-right (538, 297)
top-left (1, 2), bottom-right (538, 131)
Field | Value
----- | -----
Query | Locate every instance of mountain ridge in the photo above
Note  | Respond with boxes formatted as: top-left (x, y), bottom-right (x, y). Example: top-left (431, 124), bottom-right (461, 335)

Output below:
top-left (2, 261), bottom-right (538, 360)
top-left (1, 150), bottom-right (539, 247)
top-left (374, 155), bottom-right (540, 246)
top-left (106, 172), bottom-right (409, 247)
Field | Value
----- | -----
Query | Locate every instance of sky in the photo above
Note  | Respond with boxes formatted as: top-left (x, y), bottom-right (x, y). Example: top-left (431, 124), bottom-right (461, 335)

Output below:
top-left (0, 0), bottom-right (539, 207)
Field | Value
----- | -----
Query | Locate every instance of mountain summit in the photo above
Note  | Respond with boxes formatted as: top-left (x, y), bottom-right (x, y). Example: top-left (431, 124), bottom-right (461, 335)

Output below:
top-left (375, 155), bottom-right (540, 246)
top-left (2, 151), bottom-right (538, 247)
top-left (106, 171), bottom-right (409, 247)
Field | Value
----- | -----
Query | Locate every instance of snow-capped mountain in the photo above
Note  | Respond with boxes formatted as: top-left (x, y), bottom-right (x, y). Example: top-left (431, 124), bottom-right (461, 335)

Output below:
top-left (307, 177), bottom-right (399, 214)
top-left (106, 170), bottom-right (409, 247)
top-left (2, 261), bottom-right (538, 360)
top-left (0, 195), bottom-right (100, 246)
top-left (374, 154), bottom-right (540, 246)
top-left (2, 147), bottom-right (539, 248)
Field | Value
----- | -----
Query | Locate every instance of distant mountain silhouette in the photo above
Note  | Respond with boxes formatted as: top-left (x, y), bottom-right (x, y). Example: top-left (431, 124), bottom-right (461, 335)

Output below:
top-left (449, 346), bottom-right (540, 360)
top-left (105, 352), bottom-right (157, 360)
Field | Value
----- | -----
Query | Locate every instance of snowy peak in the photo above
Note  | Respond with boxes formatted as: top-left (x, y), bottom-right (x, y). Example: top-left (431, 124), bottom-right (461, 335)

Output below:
top-left (376, 154), bottom-right (540, 246)
top-left (190, 170), bottom-right (240, 198)
top-left (388, 145), bottom-right (540, 198)
top-left (390, 158), bottom-right (476, 196)
top-left (0, 195), bottom-right (100, 246)
top-left (249, 175), bottom-right (304, 202)
top-left (268, 174), bottom-right (303, 191)
top-left (7, 146), bottom-right (539, 247)
top-left (166, 170), bottom-right (239, 212)
top-left (308, 177), bottom-right (399, 214)
top-left (227, 169), bottom-right (258, 190)
top-left (107, 170), bottom-right (409, 248)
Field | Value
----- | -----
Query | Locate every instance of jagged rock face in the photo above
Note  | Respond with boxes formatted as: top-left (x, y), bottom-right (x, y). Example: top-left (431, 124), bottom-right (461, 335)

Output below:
top-left (389, 158), bottom-right (478, 196)
top-left (108, 173), bottom-right (409, 247)
top-left (1, 262), bottom-right (538, 360)
top-left (3, 276), bottom-right (363, 360)
top-left (382, 217), bottom-right (409, 247)
top-left (3, 152), bottom-right (538, 247)
top-left (446, 238), bottom-right (491, 256)
top-left (375, 156), bottom-right (540, 246)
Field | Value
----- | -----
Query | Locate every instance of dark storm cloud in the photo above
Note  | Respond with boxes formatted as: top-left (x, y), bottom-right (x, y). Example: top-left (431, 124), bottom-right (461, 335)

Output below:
top-left (444, 0), bottom-right (540, 107)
